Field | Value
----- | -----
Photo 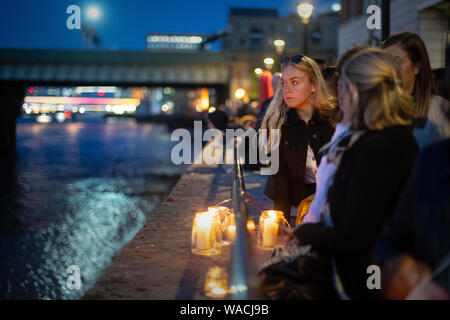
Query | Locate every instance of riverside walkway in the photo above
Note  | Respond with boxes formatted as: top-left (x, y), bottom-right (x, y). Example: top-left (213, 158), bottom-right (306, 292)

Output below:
top-left (83, 163), bottom-right (272, 300)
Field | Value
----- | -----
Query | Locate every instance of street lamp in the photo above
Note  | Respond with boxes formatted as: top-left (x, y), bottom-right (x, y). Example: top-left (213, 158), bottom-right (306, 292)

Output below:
top-left (273, 39), bottom-right (286, 55)
top-left (254, 68), bottom-right (263, 76)
top-left (297, 1), bottom-right (314, 56)
top-left (87, 6), bottom-right (101, 20)
top-left (264, 57), bottom-right (274, 70)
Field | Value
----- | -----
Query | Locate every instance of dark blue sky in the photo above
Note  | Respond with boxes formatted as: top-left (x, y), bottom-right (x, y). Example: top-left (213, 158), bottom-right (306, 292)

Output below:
top-left (0, 0), bottom-right (336, 50)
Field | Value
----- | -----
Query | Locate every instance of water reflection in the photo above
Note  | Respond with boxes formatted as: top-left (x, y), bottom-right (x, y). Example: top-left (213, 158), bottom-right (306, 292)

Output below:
top-left (0, 119), bottom-right (185, 299)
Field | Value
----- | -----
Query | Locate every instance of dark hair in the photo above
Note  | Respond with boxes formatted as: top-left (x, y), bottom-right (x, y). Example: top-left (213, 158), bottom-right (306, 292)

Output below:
top-left (321, 66), bottom-right (338, 98)
top-left (330, 45), bottom-right (369, 124)
top-left (382, 32), bottom-right (435, 119)
top-left (314, 58), bottom-right (326, 66)
top-left (433, 68), bottom-right (447, 100)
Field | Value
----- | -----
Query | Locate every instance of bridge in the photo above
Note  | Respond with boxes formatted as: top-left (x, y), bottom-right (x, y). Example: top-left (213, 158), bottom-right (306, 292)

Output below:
top-left (0, 49), bottom-right (233, 159)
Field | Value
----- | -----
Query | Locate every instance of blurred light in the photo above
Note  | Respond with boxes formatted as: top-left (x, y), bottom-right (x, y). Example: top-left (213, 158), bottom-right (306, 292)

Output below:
top-left (234, 89), bottom-right (246, 100)
top-left (62, 88), bottom-right (73, 97)
top-left (247, 220), bottom-right (256, 232)
top-left (98, 91), bottom-right (105, 96)
top-left (25, 108), bottom-right (32, 114)
top-left (250, 101), bottom-right (259, 109)
top-left (274, 39), bottom-right (285, 47)
top-left (87, 6), bottom-right (101, 20)
top-left (208, 106), bottom-right (216, 113)
top-left (254, 68), bottom-right (263, 76)
top-left (273, 39), bottom-right (286, 54)
top-left (200, 88), bottom-right (210, 110)
top-left (112, 105), bottom-right (124, 115)
top-left (72, 106), bottom-right (78, 113)
top-left (264, 57), bottom-right (274, 70)
top-left (264, 58), bottom-right (274, 65)
top-left (28, 87), bottom-right (34, 94)
top-left (297, 1), bottom-right (314, 23)
top-left (155, 91), bottom-right (163, 100)
top-left (36, 114), bottom-right (52, 123)
top-left (56, 113), bottom-right (66, 122)
top-left (161, 104), bottom-right (169, 112)
top-left (24, 96), bottom-right (140, 106)
top-left (64, 110), bottom-right (72, 119)
top-left (195, 105), bottom-right (203, 112)
top-left (75, 86), bottom-right (116, 93)
top-left (105, 105), bottom-right (112, 112)
top-left (126, 105), bottom-right (136, 112)
top-left (79, 107), bottom-right (85, 114)
top-left (332, 3), bottom-right (341, 12)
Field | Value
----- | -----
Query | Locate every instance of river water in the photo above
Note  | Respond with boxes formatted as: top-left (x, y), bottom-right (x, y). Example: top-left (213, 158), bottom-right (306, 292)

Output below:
top-left (0, 117), bottom-right (186, 299)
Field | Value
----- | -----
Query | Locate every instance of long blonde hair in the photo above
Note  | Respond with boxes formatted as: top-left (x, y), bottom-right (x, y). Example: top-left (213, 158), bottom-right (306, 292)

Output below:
top-left (260, 56), bottom-right (335, 150)
top-left (340, 48), bottom-right (414, 130)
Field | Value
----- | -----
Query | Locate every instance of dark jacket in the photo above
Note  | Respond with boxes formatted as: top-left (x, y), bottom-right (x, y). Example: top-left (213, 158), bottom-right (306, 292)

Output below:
top-left (294, 125), bottom-right (419, 299)
top-left (375, 138), bottom-right (450, 292)
top-left (264, 108), bottom-right (334, 217)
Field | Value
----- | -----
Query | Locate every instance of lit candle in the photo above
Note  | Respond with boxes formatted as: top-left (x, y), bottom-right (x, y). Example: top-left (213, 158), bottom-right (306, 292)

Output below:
top-left (247, 220), bottom-right (256, 233)
top-left (192, 211), bottom-right (222, 255)
top-left (262, 213), bottom-right (279, 247)
top-left (196, 214), bottom-right (213, 250)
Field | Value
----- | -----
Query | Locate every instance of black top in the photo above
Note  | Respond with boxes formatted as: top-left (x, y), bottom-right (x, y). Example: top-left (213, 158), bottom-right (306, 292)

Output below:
top-left (375, 138), bottom-right (450, 293)
top-left (294, 125), bottom-right (419, 299)
top-left (264, 108), bottom-right (334, 217)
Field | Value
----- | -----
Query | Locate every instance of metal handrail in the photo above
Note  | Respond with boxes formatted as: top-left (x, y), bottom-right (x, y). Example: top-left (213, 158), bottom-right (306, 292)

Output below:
top-left (230, 139), bottom-right (256, 299)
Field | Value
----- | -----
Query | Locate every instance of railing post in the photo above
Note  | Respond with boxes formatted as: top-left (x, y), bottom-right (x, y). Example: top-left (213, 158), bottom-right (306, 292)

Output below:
top-left (230, 138), bottom-right (259, 299)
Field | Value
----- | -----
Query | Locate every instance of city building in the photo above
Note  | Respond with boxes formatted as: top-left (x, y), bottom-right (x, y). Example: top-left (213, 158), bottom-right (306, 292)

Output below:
top-left (338, 0), bottom-right (449, 68)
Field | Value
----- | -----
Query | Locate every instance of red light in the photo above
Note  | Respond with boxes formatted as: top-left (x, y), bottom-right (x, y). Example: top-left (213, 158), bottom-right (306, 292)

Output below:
top-left (28, 87), bottom-right (34, 94)
top-left (98, 91), bottom-right (105, 96)
top-left (64, 110), bottom-right (71, 119)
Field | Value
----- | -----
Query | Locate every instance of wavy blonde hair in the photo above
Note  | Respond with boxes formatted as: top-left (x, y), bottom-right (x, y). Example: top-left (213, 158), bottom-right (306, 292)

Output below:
top-left (260, 56), bottom-right (335, 150)
top-left (340, 48), bottom-right (414, 130)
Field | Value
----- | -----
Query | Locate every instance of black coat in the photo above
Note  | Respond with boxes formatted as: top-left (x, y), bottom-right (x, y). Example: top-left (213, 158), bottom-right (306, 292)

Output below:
top-left (294, 125), bottom-right (419, 299)
top-left (264, 108), bottom-right (334, 217)
top-left (375, 138), bottom-right (450, 293)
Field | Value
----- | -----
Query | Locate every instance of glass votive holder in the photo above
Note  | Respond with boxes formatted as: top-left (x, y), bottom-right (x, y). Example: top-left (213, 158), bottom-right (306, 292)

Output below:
top-left (191, 211), bottom-right (222, 256)
top-left (204, 266), bottom-right (228, 299)
top-left (208, 206), bottom-right (232, 223)
top-left (257, 210), bottom-right (286, 250)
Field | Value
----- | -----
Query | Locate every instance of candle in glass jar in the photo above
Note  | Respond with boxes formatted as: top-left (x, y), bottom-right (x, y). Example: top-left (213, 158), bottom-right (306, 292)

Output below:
top-left (262, 211), bottom-right (279, 247)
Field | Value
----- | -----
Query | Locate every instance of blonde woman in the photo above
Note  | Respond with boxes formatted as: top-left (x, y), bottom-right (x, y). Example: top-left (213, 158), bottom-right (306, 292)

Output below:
top-left (261, 54), bottom-right (335, 223)
top-left (287, 48), bottom-right (419, 299)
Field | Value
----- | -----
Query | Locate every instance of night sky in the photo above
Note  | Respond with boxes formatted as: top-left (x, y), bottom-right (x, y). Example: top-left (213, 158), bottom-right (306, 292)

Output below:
top-left (0, 0), bottom-right (336, 50)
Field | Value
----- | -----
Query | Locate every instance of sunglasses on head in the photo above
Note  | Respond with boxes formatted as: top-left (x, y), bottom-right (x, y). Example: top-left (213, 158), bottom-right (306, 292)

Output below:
top-left (281, 55), bottom-right (304, 64)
